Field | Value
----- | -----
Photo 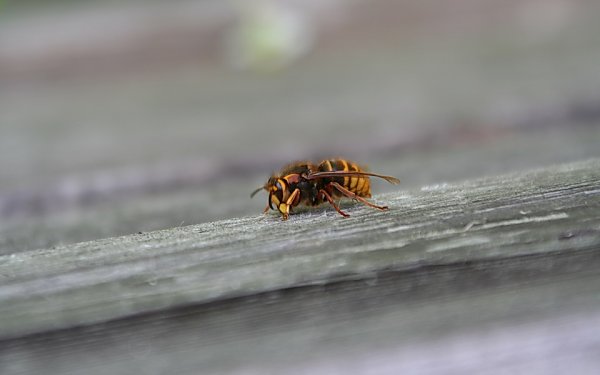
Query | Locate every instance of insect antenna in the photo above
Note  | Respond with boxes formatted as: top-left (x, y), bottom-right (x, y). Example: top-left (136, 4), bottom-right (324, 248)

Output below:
top-left (250, 186), bottom-right (265, 198)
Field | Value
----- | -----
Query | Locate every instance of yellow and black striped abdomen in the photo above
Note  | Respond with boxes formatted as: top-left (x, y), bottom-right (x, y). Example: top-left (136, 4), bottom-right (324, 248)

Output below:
top-left (317, 159), bottom-right (371, 197)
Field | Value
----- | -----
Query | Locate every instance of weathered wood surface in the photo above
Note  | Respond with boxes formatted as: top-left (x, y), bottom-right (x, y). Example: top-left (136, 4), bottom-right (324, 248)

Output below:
top-left (2, 2), bottom-right (600, 372)
top-left (1, 159), bottom-right (599, 374)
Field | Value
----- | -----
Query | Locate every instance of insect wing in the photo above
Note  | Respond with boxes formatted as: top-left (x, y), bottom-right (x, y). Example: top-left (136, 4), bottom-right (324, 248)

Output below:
top-left (305, 171), bottom-right (400, 184)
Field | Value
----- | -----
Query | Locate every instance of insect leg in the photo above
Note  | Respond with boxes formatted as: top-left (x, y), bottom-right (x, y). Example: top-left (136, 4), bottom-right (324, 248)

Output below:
top-left (286, 188), bottom-right (300, 206)
top-left (263, 204), bottom-right (270, 214)
top-left (319, 189), bottom-right (350, 218)
top-left (329, 182), bottom-right (389, 211)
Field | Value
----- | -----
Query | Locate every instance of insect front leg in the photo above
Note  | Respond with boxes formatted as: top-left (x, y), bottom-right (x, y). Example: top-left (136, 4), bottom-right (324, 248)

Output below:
top-left (286, 188), bottom-right (301, 206)
top-left (278, 188), bottom-right (301, 221)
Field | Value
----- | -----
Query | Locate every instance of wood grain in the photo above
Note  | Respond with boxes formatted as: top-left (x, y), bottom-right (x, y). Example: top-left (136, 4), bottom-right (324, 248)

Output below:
top-left (1, 159), bottom-right (599, 374)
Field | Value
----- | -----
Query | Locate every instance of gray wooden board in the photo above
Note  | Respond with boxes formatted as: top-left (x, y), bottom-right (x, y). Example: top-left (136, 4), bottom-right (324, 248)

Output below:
top-left (1, 159), bottom-right (600, 374)
top-left (2, 124), bottom-right (600, 254)
top-left (3, 251), bottom-right (600, 375)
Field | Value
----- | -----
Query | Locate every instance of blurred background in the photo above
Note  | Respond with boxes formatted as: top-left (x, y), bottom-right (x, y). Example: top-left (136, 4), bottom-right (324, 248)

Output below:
top-left (1, 0), bottom-right (600, 252)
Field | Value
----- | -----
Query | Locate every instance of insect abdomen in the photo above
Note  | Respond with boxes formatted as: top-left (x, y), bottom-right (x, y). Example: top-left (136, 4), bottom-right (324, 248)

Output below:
top-left (318, 159), bottom-right (371, 197)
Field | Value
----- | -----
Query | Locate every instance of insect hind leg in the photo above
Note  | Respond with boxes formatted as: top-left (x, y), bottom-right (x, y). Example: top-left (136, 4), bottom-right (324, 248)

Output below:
top-left (318, 189), bottom-right (350, 218)
top-left (329, 182), bottom-right (389, 211)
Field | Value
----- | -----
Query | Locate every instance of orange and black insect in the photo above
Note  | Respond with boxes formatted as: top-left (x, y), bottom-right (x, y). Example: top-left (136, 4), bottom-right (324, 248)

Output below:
top-left (251, 159), bottom-right (400, 220)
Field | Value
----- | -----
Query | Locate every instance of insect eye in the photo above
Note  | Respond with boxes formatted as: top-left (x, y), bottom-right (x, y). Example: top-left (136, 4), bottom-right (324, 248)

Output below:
top-left (276, 181), bottom-right (284, 191)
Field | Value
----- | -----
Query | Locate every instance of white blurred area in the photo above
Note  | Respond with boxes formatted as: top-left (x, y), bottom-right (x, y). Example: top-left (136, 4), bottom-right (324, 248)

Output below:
top-left (0, 0), bottom-right (585, 78)
top-left (226, 0), bottom-right (316, 71)
top-left (0, 0), bottom-right (351, 78)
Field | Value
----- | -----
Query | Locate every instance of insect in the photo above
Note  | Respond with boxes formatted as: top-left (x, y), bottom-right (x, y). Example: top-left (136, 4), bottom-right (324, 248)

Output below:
top-left (251, 159), bottom-right (400, 220)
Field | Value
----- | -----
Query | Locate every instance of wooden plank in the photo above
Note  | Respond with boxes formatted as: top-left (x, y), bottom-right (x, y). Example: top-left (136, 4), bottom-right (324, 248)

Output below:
top-left (3, 251), bottom-right (600, 375)
top-left (1, 159), bottom-right (599, 334)
top-left (2, 125), bottom-right (599, 255)
top-left (1, 159), bottom-right (600, 374)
